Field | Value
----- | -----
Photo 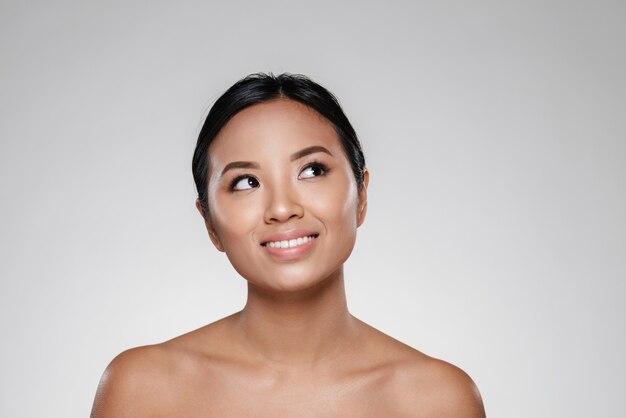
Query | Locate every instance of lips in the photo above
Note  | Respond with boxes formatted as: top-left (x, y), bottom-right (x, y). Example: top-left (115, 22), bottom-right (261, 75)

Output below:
top-left (262, 234), bottom-right (318, 249)
top-left (260, 230), bottom-right (319, 260)
top-left (260, 230), bottom-right (319, 247)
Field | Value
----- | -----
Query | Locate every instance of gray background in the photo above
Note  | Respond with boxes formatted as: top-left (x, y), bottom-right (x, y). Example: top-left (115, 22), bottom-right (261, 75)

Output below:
top-left (1, 1), bottom-right (625, 416)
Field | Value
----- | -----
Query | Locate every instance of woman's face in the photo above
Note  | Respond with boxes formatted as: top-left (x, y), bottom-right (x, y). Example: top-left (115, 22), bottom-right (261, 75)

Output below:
top-left (201, 99), bottom-right (368, 292)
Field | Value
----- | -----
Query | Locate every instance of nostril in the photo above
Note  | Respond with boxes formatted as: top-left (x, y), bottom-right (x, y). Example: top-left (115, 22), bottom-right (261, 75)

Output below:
top-left (264, 200), bottom-right (305, 223)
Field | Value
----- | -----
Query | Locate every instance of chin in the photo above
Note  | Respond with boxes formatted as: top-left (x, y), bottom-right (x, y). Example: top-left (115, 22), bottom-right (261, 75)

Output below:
top-left (241, 265), bottom-right (343, 295)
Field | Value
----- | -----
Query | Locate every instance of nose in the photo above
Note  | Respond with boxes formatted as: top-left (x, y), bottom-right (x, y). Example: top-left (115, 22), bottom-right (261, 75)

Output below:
top-left (263, 185), bottom-right (304, 224)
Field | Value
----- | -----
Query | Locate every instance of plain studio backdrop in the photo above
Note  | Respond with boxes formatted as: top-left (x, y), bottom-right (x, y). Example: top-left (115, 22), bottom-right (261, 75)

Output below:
top-left (1, 1), bottom-right (624, 416)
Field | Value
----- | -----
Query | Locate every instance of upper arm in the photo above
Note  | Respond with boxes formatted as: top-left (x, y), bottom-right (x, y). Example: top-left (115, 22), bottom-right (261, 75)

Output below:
top-left (90, 347), bottom-right (169, 418)
top-left (431, 364), bottom-right (485, 418)
top-left (398, 358), bottom-right (485, 418)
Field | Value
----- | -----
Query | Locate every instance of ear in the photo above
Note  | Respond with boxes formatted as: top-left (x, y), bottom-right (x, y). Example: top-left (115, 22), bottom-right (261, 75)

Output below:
top-left (356, 169), bottom-right (369, 227)
top-left (195, 199), bottom-right (225, 252)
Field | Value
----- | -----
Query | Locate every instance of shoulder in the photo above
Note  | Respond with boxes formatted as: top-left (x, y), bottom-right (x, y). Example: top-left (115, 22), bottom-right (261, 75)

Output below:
top-left (90, 318), bottom-right (237, 417)
top-left (392, 355), bottom-right (485, 418)
top-left (90, 344), bottom-right (178, 418)
top-left (353, 320), bottom-right (484, 417)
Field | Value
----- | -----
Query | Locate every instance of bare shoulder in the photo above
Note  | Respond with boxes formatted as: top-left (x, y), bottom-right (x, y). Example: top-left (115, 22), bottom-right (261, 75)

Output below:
top-left (90, 316), bottom-right (236, 418)
top-left (90, 344), bottom-right (177, 418)
top-left (355, 320), bottom-right (485, 417)
top-left (393, 355), bottom-right (486, 417)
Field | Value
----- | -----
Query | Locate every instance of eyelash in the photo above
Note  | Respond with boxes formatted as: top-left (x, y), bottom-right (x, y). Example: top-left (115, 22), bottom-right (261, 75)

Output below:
top-left (228, 161), bottom-right (330, 191)
top-left (300, 161), bottom-right (329, 178)
top-left (229, 175), bottom-right (259, 191)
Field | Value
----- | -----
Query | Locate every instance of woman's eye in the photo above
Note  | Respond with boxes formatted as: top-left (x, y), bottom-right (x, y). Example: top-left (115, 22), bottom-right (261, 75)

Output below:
top-left (231, 176), bottom-right (259, 191)
top-left (299, 163), bottom-right (328, 179)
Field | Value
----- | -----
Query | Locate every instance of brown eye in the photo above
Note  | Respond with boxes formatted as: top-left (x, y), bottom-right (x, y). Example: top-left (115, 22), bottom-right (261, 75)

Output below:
top-left (232, 176), bottom-right (259, 191)
top-left (299, 163), bottom-right (328, 179)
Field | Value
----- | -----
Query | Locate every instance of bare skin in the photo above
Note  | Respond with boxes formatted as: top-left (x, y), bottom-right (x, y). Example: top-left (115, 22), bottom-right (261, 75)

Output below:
top-left (91, 100), bottom-right (485, 417)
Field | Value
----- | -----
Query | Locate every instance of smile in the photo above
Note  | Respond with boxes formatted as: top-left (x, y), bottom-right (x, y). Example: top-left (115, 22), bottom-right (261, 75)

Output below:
top-left (261, 234), bottom-right (318, 249)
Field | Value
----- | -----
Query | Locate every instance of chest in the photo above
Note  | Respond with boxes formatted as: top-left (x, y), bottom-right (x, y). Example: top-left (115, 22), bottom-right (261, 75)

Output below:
top-left (158, 372), bottom-right (412, 417)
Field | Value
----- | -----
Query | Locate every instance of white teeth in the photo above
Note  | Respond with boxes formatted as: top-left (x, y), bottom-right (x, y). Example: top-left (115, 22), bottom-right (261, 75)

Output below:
top-left (264, 235), bottom-right (316, 249)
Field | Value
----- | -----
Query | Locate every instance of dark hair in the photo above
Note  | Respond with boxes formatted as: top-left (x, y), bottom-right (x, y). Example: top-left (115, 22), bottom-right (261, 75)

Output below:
top-left (192, 73), bottom-right (366, 216)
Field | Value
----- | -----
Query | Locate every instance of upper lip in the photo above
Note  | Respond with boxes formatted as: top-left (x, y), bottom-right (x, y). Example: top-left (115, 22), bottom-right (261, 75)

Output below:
top-left (260, 230), bottom-right (319, 245)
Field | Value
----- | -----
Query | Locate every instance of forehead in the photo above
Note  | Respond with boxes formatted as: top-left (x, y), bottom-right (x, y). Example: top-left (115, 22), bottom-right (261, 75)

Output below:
top-left (208, 99), bottom-right (342, 166)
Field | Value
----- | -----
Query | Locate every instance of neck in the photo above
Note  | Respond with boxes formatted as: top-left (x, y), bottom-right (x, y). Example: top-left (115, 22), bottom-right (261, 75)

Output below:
top-left (237, 267), bottom-right (357, 368)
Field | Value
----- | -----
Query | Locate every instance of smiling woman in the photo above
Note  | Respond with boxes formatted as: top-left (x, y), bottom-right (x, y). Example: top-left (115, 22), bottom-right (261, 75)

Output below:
top-left (202, 99), bottom-right (364, 293)
top-left (90, 73), bottom-right (485, 417)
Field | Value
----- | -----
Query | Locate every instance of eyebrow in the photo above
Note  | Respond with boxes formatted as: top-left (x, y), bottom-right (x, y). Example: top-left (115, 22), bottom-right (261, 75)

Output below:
top-left (219, 146), bottom-right (333, 178)
top-left (290, 145), bottom-right (333, 161)
top-left (220, 161), bottom-right (260, 178)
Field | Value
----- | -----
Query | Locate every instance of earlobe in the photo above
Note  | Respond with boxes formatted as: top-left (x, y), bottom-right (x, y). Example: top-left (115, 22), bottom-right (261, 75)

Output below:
top-left (195, 199), bottom-right (225, 252)
top-left (208, 229), bottom-right (225, 252)
top-left (195, 199), bottom-right (205, 218)
top-left (357, 200), bottom-right (368, 227)
top-left (357, 169), bottom-right (369, 227)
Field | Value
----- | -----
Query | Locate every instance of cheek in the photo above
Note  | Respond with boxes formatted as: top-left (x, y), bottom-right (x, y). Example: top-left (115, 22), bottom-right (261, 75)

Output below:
top-left (209, 193), bottom-right (261, 247)
top-left (335, 177), bottom-right (359, 224)
top-left (310, 176), bottom-right (359, 230)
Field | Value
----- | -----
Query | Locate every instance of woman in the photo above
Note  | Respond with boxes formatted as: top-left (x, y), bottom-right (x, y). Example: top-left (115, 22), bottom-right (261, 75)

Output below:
top-left (91, 73), bottom-right (485, 417)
